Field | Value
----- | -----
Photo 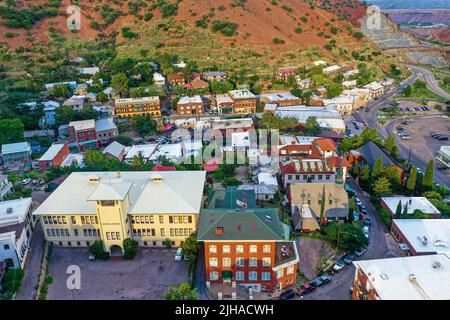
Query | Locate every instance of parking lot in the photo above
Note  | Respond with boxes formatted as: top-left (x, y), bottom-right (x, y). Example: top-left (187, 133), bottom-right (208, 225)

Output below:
top-left (47, 248), bottom-right (188, 300)
top-left (391, 115), bottom-right (450, 172)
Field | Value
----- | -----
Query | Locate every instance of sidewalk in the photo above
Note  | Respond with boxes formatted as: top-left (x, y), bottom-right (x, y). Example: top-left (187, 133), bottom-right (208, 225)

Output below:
top-left (15, 223), bottom-right (45, 300)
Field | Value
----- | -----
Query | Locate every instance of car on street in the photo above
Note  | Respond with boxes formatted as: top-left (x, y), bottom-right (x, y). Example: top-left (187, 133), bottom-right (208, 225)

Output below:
top-left (350, 284), bottom-right (354, 294)
top-left (355, 247), bottom-right (366, 257)
top-left (431, 132), bottom-right (442, 138)
top-left (363, 218), bottom-right (371, 227)
top-left (332, 260), bottom-right (346, 272)
top-left (279, 289), bottom-right (296, 300)
top-left (437, 166), bottom-right (449, 171)
top-left (310, 274), bottom-right (332, 287)
top-left (296, 284), bottom-right (316, 296)
top-left (355, 198), bottom-right (362, 207)
top-left (363, 226), bottom-right (369, 239)
top-left (21, 178), bottom-right (31, 185)
top-left (401, 135), bottom-right (411, 140)
top-left (344, 253), bottom-right (355, 265)
top-left (175, 248), bottom-right (183, 261)
top-left (438, 136), bottom-right (448, 141)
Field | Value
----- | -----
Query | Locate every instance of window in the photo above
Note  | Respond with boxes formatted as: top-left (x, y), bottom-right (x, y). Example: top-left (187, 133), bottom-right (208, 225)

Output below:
top-left (236, 245), bottom-right (244, 253)
top-left (43, 216), bottom-right (48, 224)
top-left (277, 269), bottom-right (284, 279)
top-left (222, 258), bottom-right (231, 267)
top-left (183, 216), bottom-right (188, 224)
top-left (150, 216), bottom-right (154, 224)
top-left (249, 271), bottom-right (258, 281)
top-left (262, 272), bottom-right (271, 281)
top-left (169, 216), bottom-right (173, 223)
top-left (210, 272), bottom-right (219, 281)
top-left (188, 216), bottom-right (192, 223)
top-left (249, 245), bottom-right (257, 253)
top-left (145, 216), bottom-right (150, 224)
top-left (222, 245), bottom-right (230, 253)
top-left (209, 258), bottom-right (218, 267)
top-left (236, 271), bottom-right (245, 281)
top-left (249, 257), bottom-right (258, 267)
top-left (262, 257), bottom-right (271, 267)
top-left (287, 265), bottom-right (295, 275)
top-left (71, 216), bottom-right (76, 224)
top-left (160, 229), bottom-right (165, 236)
top-left (62, 217), bottom-right (67, 224)
top-left (81, 216), bottom-right (85, 224)
top-left (159, 216), bottom-right (164, 224)
top-left (209, 245), bottom-right (217, 253)
top-left (236, 257), bottom-right (245, 267)
top-left (74, 229), bottom-right (78, 236)
top-left (263, 245), bottom-right (271, 253)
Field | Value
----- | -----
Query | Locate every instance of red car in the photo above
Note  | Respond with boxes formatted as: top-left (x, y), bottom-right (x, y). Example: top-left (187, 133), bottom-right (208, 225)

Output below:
top-left (296, 284), bottom-right (316, 296)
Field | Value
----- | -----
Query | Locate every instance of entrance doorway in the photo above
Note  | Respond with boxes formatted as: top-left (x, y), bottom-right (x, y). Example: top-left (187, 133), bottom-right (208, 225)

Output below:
top-left (110, 245), bottom-right (123, 257)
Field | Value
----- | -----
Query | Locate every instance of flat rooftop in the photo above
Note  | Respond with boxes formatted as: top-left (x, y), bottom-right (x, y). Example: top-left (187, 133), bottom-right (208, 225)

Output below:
top-left (393, 219), bottom-right (450, 254)
top-left (353, 254), bottom-right (450, 300)
top-left (0, 198), bottom-right (32, 227)
top-left (382, 197), bottom-right (441, 215)
top-left (261, 92), bottom-right (300, 102)
top-left (178, 95), bottom-right (203, 104)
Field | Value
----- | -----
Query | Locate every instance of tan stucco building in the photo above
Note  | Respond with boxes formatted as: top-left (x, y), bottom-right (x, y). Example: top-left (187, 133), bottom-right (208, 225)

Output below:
top-left (33, 171), bottom-right (206, 255)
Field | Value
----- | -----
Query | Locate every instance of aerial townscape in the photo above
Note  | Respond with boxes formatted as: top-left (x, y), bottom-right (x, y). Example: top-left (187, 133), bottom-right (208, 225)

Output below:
top-left (0, 0), bottom-right (449, 304)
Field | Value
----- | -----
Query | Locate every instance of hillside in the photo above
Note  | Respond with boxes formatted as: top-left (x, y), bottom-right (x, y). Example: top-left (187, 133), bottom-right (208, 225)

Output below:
top-left (0, 0), bottom-right (401, 75)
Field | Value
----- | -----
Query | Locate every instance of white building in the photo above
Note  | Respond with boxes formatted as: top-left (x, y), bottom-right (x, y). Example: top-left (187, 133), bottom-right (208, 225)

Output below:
top-left (364, 81), bottom-right (385, 99)
top-left (381, 197), bottom-right (441, 218)
top-left (313, 60), bottom-right (327, 66)
top-left (0, 175), bottom-right (13, 200)
top-left (76, 67), bottom-right (100, 75)
top-left (0, 198), bottom-right (34, 269)
top-left (1, 142), bottom-right (32, 166)
top-left (436, 146), bottom-right (450, 168)
top-left (353, 254), bottom-right (450, 300)
top-left (323, 95), bottom-right (355, 115)
top-left (61, 153), bottom-right (85, 168)
top-left (275, 105), bottom-right (345, 133)
top-left (322, 65), bottom-right (341, 74)
top-left (153, 72), bottom-right (166, 86)
top-left (124, 144), bottom-right (158, 164)
top-left (391, 219), bottom-right (450, 255)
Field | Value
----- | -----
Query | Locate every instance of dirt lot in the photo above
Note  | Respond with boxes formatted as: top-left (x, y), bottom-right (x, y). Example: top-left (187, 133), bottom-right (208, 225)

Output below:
top-left (47, 248), bottom-right (188, 300)
top-left (296, 237), bottom-right (335, 281)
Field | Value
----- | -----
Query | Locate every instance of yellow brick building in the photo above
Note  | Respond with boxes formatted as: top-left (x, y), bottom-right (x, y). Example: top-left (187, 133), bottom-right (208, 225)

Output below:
top-left (114, 96), bottom-right (161, 118)
top-left (33, 171), bottom-right (205, 255)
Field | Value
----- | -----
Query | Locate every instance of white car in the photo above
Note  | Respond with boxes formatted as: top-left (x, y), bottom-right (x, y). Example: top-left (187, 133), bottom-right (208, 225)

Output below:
top-left (21, 178), bottom-right (31, 185)
top-left (175, 248), bottom-right (183, 261)
top-left (355, 198), bottom-right (362, 207)
top-left (363, 226), bottom-right (369, 239)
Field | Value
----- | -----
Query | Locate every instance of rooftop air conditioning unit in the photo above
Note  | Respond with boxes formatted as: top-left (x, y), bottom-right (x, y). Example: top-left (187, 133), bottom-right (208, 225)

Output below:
top-left (6, 207), bottom-right (13, 214)
top-left (432, 261), bottom-right (442, 269)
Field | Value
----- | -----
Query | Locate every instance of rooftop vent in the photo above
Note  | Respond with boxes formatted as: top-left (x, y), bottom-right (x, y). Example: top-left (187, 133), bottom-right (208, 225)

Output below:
top-left (432, 261), bottom-right (442, 269)
top-left (6, 207), bottom-right (13, 214)
top-left (150, 173), bottom-right (164, 183)
top-left (88, 174), bottom-right (100, 184)
top-left (215, 226), bottom-right (224, 235)
top-left (417, 236), bottom-right (428, 246)
top-left (408, 274), bottom-right (417, 282)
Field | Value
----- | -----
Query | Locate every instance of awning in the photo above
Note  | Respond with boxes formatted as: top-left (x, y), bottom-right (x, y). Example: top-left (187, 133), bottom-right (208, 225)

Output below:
top-left (222, 270), bottom-right (232, 280)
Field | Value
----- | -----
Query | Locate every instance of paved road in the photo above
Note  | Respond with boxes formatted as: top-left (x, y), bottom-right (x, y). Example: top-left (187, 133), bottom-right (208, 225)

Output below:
top-left (15, 222), bottom-right (44, 300)
top-left (194, 243), bottom-right (209, 300)
top-left (302, 177), bottom-right (390, 300)
top-left (407, 65), bottom-right (450, 100)
top-left (354, 65), bottom-right (450, 188)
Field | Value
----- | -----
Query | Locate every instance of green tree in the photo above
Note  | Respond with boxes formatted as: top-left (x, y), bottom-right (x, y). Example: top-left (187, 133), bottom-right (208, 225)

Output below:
top-left (353, 159), bottom-right (360, 177)
top-left (395, 200), bottom-right (402, 217)
top-left (89, 240), bottom-right (109, 260)
top-left (165, 282), bottom-right (198, 300)
top-left (123, 238), bottom-right (138, 260)
top-left (348, 196), bottom-right (355, 223)
top-left (402, 202), bottom-right (409, 217)
top-left (133, 114), bottom-right (157, 137)
top-left (52, 84), bottom-right (71, 98)
top-left (114, 135), bottom-right (133, 146)
top-left (319, 185), bottom-right (326, 224)
top-left (304, 117), bottom-right (321, 135)
top-left (0, 118), bottom-right (25, 144)
top-left (55, 105), bottom-right (77, 125)
top-left (385, 135), bottom-right (398, 157)
top-left (406, 166), bottom-right (417, 193)
top-left (322, 223), bottom-right (368, 251)
top-left (360, 164), bottom-right (370, 181)
top-left (111, 73), bottom-right (129, 97)
top-left (181, 233), bottom-right (199, 272)
top-left (372, 156), bottom-right (383, 177)
top-left (423, 160), bottom-right (434, 189)
top-left (163, 238), bottom-right (173, 249)
top-left (373, 176), bottom-right (391, 196)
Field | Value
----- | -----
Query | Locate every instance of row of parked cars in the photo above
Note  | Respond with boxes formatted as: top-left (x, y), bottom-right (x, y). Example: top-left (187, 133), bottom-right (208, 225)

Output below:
top-left (400, 106), bottom-right (431, 112)
top-left (430, 131), bottom-right (449, 141)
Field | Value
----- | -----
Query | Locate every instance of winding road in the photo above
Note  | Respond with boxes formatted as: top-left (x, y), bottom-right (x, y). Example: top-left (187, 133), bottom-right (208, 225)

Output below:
top-left (354, 65), bottom-right (450, 188)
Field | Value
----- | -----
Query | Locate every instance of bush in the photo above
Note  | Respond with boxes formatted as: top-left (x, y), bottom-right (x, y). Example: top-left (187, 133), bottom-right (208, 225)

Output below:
top-left (273, 37), bottom-right (285, 44)
top-left (195, 19), bottom-right (208, 29)
top-left (163, 238), bottom-right (173, 249)
top-left (210, 20), bottom-right (238, 36)
top-left (89, 240), bottom-right (109, 260)
top-left (123, 238), bottom-right (138, 260)
top-left (2, 268), bottom-right (24, 299)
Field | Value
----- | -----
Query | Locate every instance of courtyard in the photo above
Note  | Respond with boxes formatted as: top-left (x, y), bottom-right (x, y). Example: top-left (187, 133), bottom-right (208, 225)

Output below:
top-left (46, 247), bottom-right (188, 300)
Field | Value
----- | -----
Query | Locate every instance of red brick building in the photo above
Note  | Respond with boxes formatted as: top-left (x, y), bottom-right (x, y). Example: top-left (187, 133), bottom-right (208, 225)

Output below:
top-left (38, 143), bottom-right (70, 171)
top-left (198, 188), bottom-right (299, 293)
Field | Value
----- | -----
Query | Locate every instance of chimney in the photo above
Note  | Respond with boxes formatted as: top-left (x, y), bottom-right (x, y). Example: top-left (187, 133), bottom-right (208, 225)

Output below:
top-left (215, 227), bottom-right (224, 235)
top-left (409, 199), bottom-right (412, 205)
top-left (117, 171), bottom-right (121, 178)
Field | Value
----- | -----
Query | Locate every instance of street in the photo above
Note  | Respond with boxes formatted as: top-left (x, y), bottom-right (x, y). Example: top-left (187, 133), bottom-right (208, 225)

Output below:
top-left (354, 65), bottom-right (450, 188)
top-left (301, 176), bottom-right (391, 300)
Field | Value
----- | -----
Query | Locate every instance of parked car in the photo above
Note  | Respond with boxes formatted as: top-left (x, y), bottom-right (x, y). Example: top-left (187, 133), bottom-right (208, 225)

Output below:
top-left (401, 135), bottom-right (411, 140)
top-left (175, 248), bottom-right (183, 261)
top-left (437, 166), bottom-right (449, 171)
top-left (310, 274), bottom-right (332, 287)
top-left (296, 284), bottom-right (316, 296)
top-left (21, 178), bottom-right (31, 185)
top-left (344, 253), bottom-right (355, 265)
top-left (350, 284), bottom-right (354, 294)
top-left (332, 260), bottom-right (346, 272)
top-left (364, 218), bottom-right (371, 227)
top-left (355, 198), bottom-right (362, 207)
top-left (279, 289), bottom-right (296, 300)
top-left (355, 247), bottom-right (367, 257)
top-left (438, 136), bottom-right (448, 141)
top-left (363, 226), bottom-right (369, 238)
top-left (431, 133), bottom-right (442, 138)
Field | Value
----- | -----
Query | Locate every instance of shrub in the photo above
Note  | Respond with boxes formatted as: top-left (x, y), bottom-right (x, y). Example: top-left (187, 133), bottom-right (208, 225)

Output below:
top-left (273, 37), bottom-right (285, 44)
top-left (210, 20), bottom-right (238, 36)
top-left (195, 19), bottom-right (208, 29)
top-left (163, 238), bottom-right (173, 249)
top-left (353, 31), bottom-right (364, 40)
top-left (2, 268), bottom-right (24, 299)
top-left (294, 27), bottom-right (302, 33)
top-left (123, 238), bottom-right (139, 260)
top-left (89, 240), bottom-right (109, 260)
